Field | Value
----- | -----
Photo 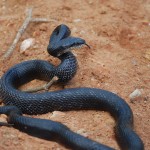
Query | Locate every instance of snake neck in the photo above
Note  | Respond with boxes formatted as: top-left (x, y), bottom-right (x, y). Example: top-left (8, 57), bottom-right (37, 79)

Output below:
top-left (55, 52), bottom-right (78, 82)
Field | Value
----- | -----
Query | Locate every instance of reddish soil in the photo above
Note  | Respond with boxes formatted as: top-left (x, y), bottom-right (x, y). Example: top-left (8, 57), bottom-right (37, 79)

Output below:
top-left (0, 0), bottom-right (150, 150)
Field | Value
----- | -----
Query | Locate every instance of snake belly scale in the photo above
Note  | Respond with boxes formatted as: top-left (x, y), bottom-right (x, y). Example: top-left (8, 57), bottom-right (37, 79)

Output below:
top-left (0, 24), bottom-right (144, 150)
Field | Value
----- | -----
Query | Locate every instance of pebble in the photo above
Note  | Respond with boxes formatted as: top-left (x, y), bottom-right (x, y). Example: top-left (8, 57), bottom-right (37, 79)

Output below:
top-left (20, 38), bottom-right (35, 53)
top-left (144, 49), bottom-right (150, 61)
top-left (129, 89), bottom-right (142, 100)
top-left (39, 24), bottom-right (48, 31)
top-left (76, 129), bottom-right (88, 137)
top-left (72, 27), bottom-right (77, 33)
top-left (73, 19), bottom-right (81, 23)
top-left (50, 111), bottom-right (66, 119)
top-left (0, 114), bottom-right (7, 122)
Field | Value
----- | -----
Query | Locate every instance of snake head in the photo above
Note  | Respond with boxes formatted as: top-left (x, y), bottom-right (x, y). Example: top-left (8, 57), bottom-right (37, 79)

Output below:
top-left (47, 24), bottom-right (90, 57)
top-left (49, 24), bottom-right (71, 43)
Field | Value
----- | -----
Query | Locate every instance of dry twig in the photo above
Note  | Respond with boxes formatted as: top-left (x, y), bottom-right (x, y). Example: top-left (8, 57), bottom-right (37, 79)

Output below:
top-left (31, 18), bottom-right (57, 23)
top-left (23, 76), bottom-right (59, 93)
top-left (3, 8), bottom-right (56, 59)
top-left (3, 8), bottom-right (32, 59)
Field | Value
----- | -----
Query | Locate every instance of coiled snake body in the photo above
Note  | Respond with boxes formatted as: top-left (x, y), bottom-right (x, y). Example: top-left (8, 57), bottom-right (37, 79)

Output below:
top-left (0, 24), bottom-right (144, 150)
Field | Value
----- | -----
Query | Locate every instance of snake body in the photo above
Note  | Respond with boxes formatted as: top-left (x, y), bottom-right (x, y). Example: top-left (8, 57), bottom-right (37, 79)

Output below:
top-left (0, 24), bottom-right (144, 150)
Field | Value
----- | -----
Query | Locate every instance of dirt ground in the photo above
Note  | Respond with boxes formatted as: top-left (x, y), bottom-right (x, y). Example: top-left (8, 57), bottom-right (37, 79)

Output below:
top-left (0, 0), bottom-right (150, 150)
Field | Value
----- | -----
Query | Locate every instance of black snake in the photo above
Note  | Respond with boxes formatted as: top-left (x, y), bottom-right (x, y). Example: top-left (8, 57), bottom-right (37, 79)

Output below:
top-left (0, 24), bottom-right (144, 150)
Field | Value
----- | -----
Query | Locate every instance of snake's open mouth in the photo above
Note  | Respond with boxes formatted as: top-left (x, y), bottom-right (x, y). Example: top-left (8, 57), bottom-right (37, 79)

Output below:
top-left (57, 43), bottom-right (90, 56)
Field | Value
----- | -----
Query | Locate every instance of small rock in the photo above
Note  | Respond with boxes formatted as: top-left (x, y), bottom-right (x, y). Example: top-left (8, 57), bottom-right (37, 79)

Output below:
top-left (129, 89), bottom-right (142, 100)
top-left (0, 114), bottom-right (7, 123)
top-left (20, 38), bottom-right (35, 53)
top-left (72, 27), bottom-right (77, 33)
top-left (73, 19), bottom-right (81, 23)
top-left (80, 30), bottom-right (85, 35)
top-left (50, 111), bottom-right (66, 119)
top-left (88, 1), bottom-right (93, 4)
top-left (142, 20), bottom-right (150, 26)
top-left (39, 24), bottom-right (48, 31)
top-left (131, 59), bottom-right (138, 66)
top-left (144, 49), bottom-right (150, 61)
top-left (17, 133), bottom-right (24, 140)
top-left (76, 129), bottom-right (88, 137)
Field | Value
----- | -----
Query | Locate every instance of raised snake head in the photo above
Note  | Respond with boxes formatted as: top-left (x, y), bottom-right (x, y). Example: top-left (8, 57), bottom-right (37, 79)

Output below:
top-left (47, 24), bottom-right (90, 57)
